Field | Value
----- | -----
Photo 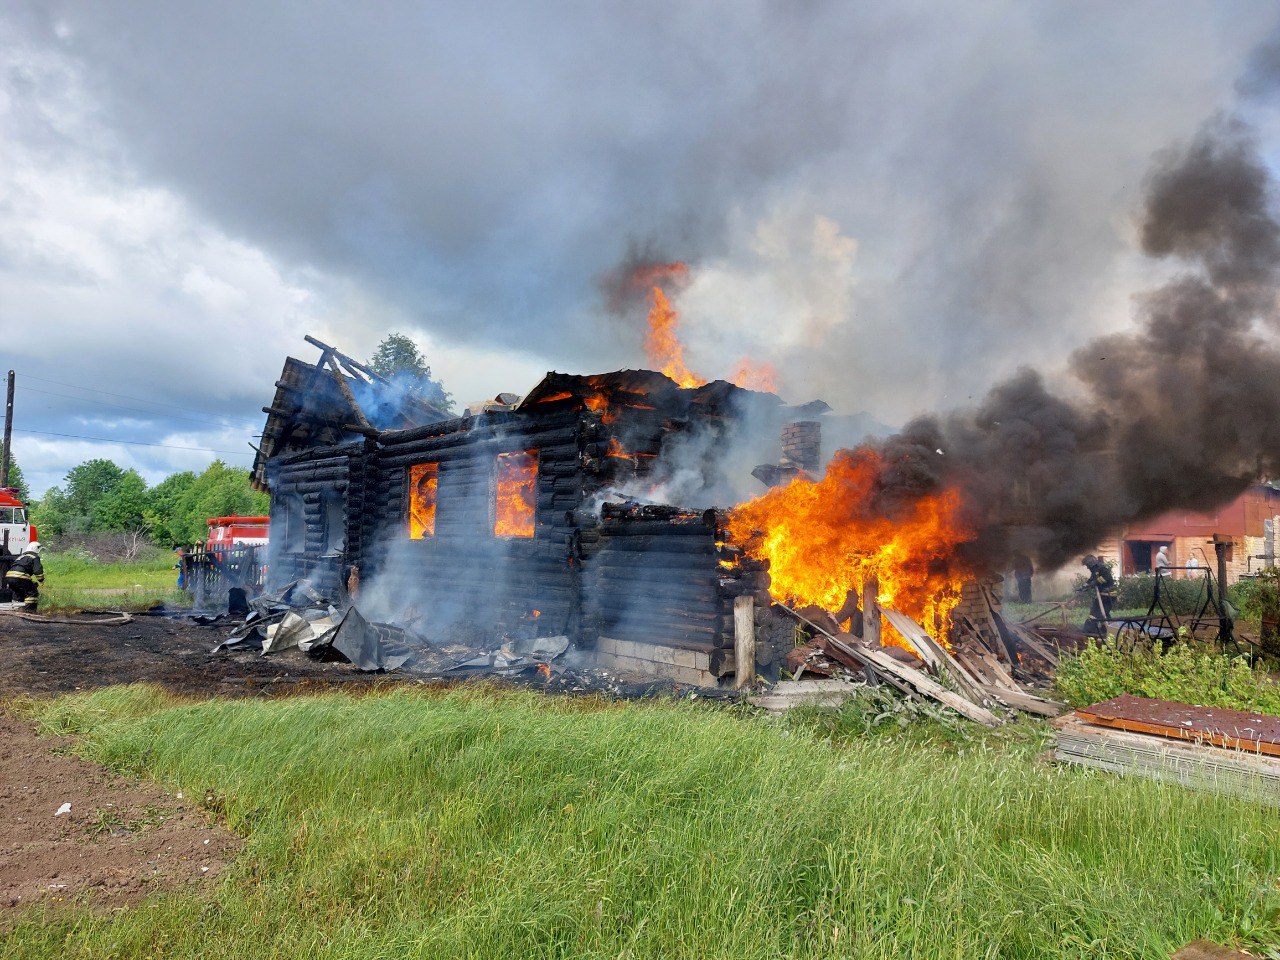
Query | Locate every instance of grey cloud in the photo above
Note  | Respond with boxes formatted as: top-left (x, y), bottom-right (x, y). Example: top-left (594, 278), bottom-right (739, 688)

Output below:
top-left (20, 1), bottom-right (1276, 407)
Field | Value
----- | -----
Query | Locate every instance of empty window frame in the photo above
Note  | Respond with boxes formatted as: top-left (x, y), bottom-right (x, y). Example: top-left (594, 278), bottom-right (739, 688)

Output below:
top-left (494, 451), bottom-right (536, 538)
top-left (409, 463), bottom-right (439, 539)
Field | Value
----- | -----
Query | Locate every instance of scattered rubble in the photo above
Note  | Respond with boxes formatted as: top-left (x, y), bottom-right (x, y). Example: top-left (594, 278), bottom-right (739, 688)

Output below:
top-left (760, 583), bottom-right (1067, 724)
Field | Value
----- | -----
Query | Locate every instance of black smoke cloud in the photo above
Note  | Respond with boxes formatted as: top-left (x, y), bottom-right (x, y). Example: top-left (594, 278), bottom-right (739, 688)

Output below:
top-left (868, 117), bottom-right (1280, 571)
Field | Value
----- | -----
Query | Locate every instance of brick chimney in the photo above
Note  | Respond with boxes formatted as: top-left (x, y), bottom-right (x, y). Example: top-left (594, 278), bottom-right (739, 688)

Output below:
top-left (781, 420), bottom-right (821, 473)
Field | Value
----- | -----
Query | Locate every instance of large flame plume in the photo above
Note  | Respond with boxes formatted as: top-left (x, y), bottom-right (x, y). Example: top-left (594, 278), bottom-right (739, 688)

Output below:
top-left (727, 447), bottom-right (973, 648)
top-left (644, 283), bottom-right (706, 388)
top-left (633, 261), bottom-right (780, 394)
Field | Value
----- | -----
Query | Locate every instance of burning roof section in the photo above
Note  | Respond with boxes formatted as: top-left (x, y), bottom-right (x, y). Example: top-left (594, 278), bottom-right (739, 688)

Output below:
top-left (253, 337), bottom-right (452, 490)
top-left (517, 369), bottom-right (785, 420)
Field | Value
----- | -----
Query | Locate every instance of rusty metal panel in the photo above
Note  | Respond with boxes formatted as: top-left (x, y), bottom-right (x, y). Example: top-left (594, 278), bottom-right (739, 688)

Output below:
top-left (1076, 693), bottom-right (1280, 757)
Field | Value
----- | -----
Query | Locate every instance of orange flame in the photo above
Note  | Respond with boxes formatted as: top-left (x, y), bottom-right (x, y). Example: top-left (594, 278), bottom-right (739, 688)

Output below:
top-left (631, 261), bottom-right (779, 394)
top-left (730, 358), bottom-right (777, 393)
top-left (727, 448), bottom-right (972, 651)
top-left (408, 463), bottom-right (438, 539)
top-left (494, 451), bottom-right (536, 538)
top-left (644, 286), bottom-right (706, 389)
top-left (537, 663), bottom-right (551, 680)
top-left (606, 438), bottom-right (656, 459)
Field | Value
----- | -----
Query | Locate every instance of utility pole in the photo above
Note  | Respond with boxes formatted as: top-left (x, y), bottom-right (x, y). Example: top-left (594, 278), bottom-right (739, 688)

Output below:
top-left (1, 370), bottom-right (13, 489)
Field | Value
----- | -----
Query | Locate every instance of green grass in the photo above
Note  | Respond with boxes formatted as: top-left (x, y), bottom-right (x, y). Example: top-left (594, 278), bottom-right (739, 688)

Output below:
top-left (35, 551), bottom-right (189, 612)
top-left (3, 685), bottom-right (1278, 959)
top-left (1055, 638), bottom-right (1280, 715)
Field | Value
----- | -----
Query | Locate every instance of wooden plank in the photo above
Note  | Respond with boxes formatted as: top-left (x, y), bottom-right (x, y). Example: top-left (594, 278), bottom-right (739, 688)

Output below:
top-left (879, 606), bottom-right (990, 706)
top-left (846, 641), bottom-right (1001, 727)
top-left (734, 595), bottom-right (756, 689)
top-left (1004, 619), bottom-right (1061, 667)
top-left (978, 583), bottom-right (1014, 662)
top-left (749, 679), bottom-right (861, 715)
top-left (877, 606), bottom-right (940, 670)
top-left (862, 575), bottom-right (881, 647)
top-left (975, 650), bottom-right (1020, 692)
top-left (977, 684), bottom-right (1065, 717)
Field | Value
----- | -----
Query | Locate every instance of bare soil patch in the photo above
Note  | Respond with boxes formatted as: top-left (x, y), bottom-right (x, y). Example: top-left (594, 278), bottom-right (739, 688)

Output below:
top-left (0, 610), bottom-right (401, 700)
top-left (0, 712), bottom-right (240, 913)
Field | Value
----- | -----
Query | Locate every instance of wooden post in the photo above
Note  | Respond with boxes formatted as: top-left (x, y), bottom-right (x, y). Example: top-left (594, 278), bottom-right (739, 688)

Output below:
top-left (1, 370), bottom-right (13, 489)
top-left (862, 575), bottom-right (880, 647)
top-left (734, 595), bottom-right (756, 689)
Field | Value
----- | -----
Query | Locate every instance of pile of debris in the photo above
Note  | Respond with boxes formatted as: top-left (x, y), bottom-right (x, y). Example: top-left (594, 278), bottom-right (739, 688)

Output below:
top-left (1054, 694), bottom-right (1280, 804)
top-left (759, 581), bottom-right (1067, 724)
top-left (212, 580), bottom-right (414, 672)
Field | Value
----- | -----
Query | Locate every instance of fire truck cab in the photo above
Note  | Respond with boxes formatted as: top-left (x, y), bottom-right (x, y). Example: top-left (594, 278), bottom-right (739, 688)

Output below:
top-left (0, 488), bottom-right (35, 557)
top-left (204, 515), bottom-right (270, 550)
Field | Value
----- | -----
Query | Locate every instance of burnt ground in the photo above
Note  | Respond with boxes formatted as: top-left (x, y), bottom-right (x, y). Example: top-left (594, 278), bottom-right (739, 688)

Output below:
top-left (0, 610), bottom-right (406, 701)
top-left (0, 711), bottom-right (240, 914)
top-left (0, 609), bottom-right (715, 704)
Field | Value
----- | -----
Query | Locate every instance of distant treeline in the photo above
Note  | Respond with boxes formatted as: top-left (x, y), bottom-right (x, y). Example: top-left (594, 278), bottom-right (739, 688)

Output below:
top-left (27, 458), bottom-right (268, 547)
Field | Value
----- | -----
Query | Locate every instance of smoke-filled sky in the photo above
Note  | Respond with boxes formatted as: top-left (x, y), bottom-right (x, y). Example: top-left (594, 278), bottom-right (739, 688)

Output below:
top-left (3, 1), bottom-right (1278, 496)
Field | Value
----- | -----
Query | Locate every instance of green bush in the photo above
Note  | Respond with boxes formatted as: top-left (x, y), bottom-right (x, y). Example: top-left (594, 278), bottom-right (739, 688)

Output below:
top-left (1055, 638), bottom-right (1280, 715)
top-left (1113, 573), bottom-right (1214, 615)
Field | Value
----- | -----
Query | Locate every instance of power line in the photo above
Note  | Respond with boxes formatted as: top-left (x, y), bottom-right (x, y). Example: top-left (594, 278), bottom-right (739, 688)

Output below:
top-left (21, 386), bottom-right (261, 432)
top-left (15, 373), bottom-right (262, 425)
top-left (13, 427), bottom-right (255, 457)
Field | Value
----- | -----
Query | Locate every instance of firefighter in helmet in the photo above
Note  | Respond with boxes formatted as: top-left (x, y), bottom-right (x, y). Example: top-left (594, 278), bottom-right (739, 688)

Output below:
top-left (5, 541), bottom-right (45, 611)
top-left (1080, 554), bottom-right (1116, 638)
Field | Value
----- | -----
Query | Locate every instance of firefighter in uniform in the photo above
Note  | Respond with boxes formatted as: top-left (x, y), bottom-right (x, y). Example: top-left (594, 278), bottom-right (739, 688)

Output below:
top-left (1080, 554), bottom-right (1117, 638)
top-left (5, 542), bottom-right (45, 611)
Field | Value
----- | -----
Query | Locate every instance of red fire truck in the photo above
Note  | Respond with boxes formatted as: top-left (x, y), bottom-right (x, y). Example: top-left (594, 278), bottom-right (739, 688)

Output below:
top-left (204, 515), bottom-right (270, 550)
top-left (0, 488), bottom-right (36, 556)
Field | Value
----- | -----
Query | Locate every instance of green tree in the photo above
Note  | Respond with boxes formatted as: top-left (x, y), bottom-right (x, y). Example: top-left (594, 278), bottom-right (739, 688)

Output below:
top-left (63, 458), bottom-right (127, 518)
top-left (144, 471), bottom-right (197, 545)
top-left (368, 332), bottom-right (453, 413)
top-left (2, 455), bottom-right (30, 503)
top-left (92, 469), bottom-right (149, 531)
top-left (167, 461), bottom-right (270, 544)
top-left (32, 458), bottom-right (128, 536)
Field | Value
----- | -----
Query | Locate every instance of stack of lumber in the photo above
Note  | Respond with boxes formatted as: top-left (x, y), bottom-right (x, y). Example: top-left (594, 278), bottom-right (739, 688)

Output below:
top-left (1053, 694), bottom-right (1280, 804)
top-left (779, 604), bottom-right (1064, 725)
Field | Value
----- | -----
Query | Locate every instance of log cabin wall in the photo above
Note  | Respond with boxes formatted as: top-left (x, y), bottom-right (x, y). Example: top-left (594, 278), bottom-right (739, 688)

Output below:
top-left (267, 439), bottom-right (371, 598)
top-left (362, 407), bottom-right (588, 639)
top-left (262, 380), bottom-right (773, 685)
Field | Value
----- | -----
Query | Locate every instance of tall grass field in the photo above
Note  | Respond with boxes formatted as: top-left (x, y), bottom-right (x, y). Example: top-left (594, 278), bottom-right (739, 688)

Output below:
top-left (4, 684), bottom-right (1278, 959)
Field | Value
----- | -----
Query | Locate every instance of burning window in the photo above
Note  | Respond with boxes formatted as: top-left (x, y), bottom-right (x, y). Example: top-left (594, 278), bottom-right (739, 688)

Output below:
top-left (408, 463), bottom-right (438, 539)
top-left (494, 451), bottom-right (537, 538)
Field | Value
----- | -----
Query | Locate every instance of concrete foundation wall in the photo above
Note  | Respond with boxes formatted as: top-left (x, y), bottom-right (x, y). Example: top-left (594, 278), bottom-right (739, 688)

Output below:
top-left (594, 636), bottom-right (717, 686)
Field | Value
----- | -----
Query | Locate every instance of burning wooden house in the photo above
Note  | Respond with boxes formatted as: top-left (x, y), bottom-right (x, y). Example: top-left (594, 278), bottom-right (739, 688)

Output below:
top-left (253, 339), bottom-right (821, 686)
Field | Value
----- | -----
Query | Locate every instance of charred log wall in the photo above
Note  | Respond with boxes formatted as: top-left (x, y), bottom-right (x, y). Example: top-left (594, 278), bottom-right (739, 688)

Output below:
top-left (363, 409), bottom-right (588, 638)
top-left (262, 397), bottom-right (762, 683)
top-left (267, 440), bottom-right (371, 598)
top-left (580, 505), bottom-right (764, 678)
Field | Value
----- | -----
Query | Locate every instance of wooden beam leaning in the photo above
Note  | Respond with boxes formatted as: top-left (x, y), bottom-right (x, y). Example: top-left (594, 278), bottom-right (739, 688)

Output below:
top-left (324, 354), bottom-right (376, 431)
top-left (879, 606), bottom-right (990, 706)
top-left (848, 642), bottom-right (1001, 727)
top-left (773, 603), bottom-right (999, 725)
